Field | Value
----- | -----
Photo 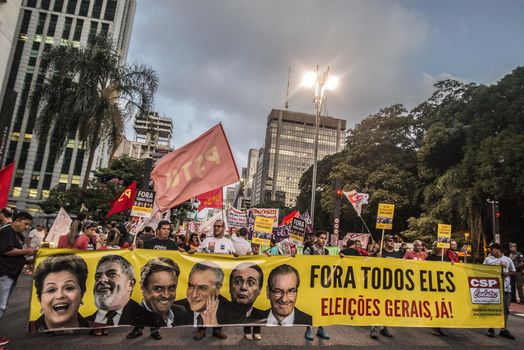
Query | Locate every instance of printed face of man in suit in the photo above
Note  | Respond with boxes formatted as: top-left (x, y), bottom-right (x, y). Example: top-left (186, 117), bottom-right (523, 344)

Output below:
top-left (142, 270), bottom-right (178, 317)
top-left (230, 266), bottom-right (261, 306)
top-left (266, 272), bottom-right (298, 321)
top-left (94, 261), bottom-right (134, 310)
top-left (187, 269), bottom-right (220, 313)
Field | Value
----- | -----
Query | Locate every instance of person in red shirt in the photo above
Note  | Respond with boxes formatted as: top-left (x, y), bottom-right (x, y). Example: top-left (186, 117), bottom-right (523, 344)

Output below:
top-left (403, 240), bottom-right (428, 260)
top-left (57, 220), bottom-right (82, 248)
top-left (73, 222), bottom-right (99, 250)
top-left (446, 239), bottom-right (460, 263)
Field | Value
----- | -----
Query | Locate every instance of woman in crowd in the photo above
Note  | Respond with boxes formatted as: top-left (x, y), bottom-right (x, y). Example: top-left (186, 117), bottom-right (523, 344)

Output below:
top-left (29, 254), bottom-right (90, 331)
top-left (73, 221), bottom-right (99, 250)
top-left (57, 220), bottom-right (82, 249)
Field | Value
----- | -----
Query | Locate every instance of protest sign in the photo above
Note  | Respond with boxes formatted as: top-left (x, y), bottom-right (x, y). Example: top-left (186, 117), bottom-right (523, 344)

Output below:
top-left (376, 203), bottom-right (395, 230)
top-left (339, 233), bottom-right (371, 249)
top-left (437, 224), bottom-right (452, 249)
top-left (253, 216), bottom-right (275, 245)
top-left (131, 189), bottom-right (155, 218)
top-left (29, 248), bottom-right (505, 331)
top-left (248, 208), bottom-right (279, 245)
top-left (289, 217), bottom-right (306, 245)
top-left (227, 207), bottom-right (247, 227)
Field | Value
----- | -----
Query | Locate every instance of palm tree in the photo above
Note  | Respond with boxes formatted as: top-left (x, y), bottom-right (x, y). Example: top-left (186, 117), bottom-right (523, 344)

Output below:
top-left (29, 34), bottom-right (158, 188)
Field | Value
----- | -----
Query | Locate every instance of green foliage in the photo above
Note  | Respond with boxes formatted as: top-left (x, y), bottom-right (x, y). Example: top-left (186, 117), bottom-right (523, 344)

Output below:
top-left (297, 66), bottom-right (524, 256)
top-left (39, 157), bottom-right (145, 222)
top-left (30, 34), bottom-right (158, 188)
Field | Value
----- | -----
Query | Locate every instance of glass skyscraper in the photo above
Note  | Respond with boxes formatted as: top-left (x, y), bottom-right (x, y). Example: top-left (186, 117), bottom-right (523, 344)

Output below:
top-left (252, 109), bottom-right (346, 207)
top-left (0, 0), bottom-right (136, 214)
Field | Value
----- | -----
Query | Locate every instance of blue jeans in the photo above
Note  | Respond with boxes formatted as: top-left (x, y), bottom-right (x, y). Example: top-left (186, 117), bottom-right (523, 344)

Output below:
top-left (0, 275), bottom-right (16, 320)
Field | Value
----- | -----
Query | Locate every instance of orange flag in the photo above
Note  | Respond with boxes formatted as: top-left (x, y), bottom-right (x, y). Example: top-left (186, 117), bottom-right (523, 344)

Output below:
top-left (106, 181), bottom-right (137, 218)
top-left (196, 187), bottom-right (223, 211)
top-left (0, 162), bottom-right (15, 208)
top-left (151, 123), bottom-right (239, 211)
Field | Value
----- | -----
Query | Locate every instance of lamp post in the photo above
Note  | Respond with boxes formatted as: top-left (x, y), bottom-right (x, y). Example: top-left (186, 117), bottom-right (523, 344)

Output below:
top-left (302, 66), bottom-right (338, 227)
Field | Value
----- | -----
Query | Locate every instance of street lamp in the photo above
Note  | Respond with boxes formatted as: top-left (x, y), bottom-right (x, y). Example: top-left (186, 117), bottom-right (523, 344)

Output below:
top-left (302, 65), bottom-right (338, 227)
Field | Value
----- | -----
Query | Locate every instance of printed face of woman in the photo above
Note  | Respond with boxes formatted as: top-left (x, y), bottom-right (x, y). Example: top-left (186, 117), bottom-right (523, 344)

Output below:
top-left (40, 270), bottom-right (82, 329)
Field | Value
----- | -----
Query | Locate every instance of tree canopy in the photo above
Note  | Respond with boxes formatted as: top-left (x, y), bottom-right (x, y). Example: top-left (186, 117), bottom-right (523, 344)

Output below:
top-left (297, 67), bottom-right (524, 258)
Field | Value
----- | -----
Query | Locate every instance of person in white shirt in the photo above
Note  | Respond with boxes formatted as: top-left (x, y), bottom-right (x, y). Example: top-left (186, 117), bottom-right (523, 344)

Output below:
top-left (198, 220), bottom-right (236, 255)
top-left (27, 224), bottom-right (46, 249)
top-left (231, 227), bottom-right (252, 256)
top-left (484, 243), bottom-right (516, 340)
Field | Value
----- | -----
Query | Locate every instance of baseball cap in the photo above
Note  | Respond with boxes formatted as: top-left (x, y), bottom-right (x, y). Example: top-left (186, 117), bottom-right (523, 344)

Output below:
top-left (488, 242), bottom-right (501, 250)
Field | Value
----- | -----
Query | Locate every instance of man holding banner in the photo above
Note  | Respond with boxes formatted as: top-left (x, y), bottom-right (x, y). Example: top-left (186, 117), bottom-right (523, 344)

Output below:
top-left (301, 231), bottom-right (329, 341)
top-left (484, 243), bottom-right (516, 340)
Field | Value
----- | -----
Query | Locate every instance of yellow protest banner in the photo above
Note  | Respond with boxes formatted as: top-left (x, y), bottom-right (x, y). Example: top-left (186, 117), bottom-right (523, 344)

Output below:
top-left (28, 249), bottom-right (504, 332)
top-left (437, 224), bottom-right (452, 249)
top-left (376, 203), bottom-right (395, 230)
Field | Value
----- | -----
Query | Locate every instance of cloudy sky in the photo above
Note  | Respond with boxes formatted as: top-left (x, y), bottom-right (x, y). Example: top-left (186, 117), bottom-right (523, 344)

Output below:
top-left (126, 0), bottom-right (524, 170)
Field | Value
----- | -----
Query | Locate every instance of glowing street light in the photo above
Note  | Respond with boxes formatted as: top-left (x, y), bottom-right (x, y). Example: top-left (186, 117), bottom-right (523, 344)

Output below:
top-left (303, 65), bottom-right (338, 227)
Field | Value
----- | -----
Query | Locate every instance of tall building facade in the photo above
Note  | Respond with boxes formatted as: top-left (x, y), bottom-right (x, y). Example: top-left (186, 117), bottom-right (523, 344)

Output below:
top-left (113, 111), bottom-right (173, 161)
top-left (252, 109), bottom-right (346, 207)
top-left (0, 0), bottom-right (23, 159)
top-left (0, 0), bottom-right (136, 214)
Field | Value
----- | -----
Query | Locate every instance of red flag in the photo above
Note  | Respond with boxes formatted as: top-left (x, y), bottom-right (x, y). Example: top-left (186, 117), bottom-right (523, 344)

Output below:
top-left (196, 187), bottom-right (223, 211)
top-left (151, 123), bottom-right (240, 211)
top-left (0, 163), bottom-right (15, 208)
top-left (280, 209), bottom-right (300, 226)
top-left (106, 181), bottom-right (137, 218)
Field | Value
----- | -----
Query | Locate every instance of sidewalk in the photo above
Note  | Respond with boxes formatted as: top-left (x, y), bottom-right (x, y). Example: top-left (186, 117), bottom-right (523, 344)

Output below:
top-left (510, 302), bottom-right (524, 314)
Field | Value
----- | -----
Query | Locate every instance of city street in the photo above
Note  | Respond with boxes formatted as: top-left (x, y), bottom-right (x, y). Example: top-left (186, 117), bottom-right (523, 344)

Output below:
top-left (1, 275), bottom-right (523, 349)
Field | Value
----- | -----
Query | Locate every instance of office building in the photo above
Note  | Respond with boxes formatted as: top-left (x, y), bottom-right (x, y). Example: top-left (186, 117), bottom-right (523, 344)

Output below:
top-left (113, 111), bottom-right (173, 161)
top-left (0, 0), bottom-right (136, 214)
top-left (252, 109), bottom-right (346, 207)
top-left (0, 0), bottom-right (23, 159)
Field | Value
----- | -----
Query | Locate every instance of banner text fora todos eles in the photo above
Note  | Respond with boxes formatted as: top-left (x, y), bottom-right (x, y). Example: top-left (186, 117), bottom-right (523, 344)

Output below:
top-left (28, 249), bottom-right (504, 332)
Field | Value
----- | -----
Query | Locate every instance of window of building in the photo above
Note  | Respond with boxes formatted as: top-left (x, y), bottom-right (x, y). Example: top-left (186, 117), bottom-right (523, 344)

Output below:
top-left (12, 187), bottom-right (22, 198)
top-left (41, 0), bottom-right (51, 9)
top-left (104, 0), bottom-right (117, 21)
top-left (61, 148), bottom-right (73, 173)
top-left (59, 174), bottom-right (69, 183)
top-left (35, 12), bottom-right (46, 34)
top-left (27, 189), bottom-right (39, 198)
top-left (73, 18), bottom-right (84, 41)
top-left (53, 0), bottom-right (64, 12)
top-left (26, 0), bottom-right (37, 7)
top-left (91, 0), bottom-right (102, 18)
top-left (79, 0), bottom-right (90, 16)
top-left (62, 17), bottom-right (73, 39)
top-left (47, 14), bottom-right (58, 36)
top-left (42, 190), bottom-right (50, 199)
top-left (66, 0), bottom-right (78, 14)
top-left (88, 20), bottom-right (98, 42)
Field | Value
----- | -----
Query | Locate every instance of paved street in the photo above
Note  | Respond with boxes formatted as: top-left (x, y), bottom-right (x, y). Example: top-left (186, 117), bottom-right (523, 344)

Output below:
top-left (1, 275), bottom-right (523, 349)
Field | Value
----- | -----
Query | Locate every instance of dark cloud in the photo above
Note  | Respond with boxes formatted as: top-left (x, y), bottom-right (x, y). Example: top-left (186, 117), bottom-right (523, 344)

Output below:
top-left (126, 1), bottom-right (461, 168)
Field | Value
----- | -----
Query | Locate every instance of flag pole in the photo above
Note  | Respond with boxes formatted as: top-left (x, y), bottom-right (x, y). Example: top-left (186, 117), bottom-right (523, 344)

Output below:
top-left (379, 229), bottom-right (385, 255)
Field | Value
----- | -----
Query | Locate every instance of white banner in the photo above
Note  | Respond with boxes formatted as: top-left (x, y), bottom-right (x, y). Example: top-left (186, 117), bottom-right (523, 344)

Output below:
top-left (46, 207), bottom-right (72, 245)
top-left (227, 207), bottom-right (247, 227)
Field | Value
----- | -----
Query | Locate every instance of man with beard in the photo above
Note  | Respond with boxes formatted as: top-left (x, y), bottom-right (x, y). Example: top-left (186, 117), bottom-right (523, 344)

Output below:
top-left (87, 255), bottom-right (143, 335)
top-left (227, 262), bottom-right (265, 340)
top-left (263, 264), bottom-right (312, 326)
top-left (175, 261), bottom-right (227, 340)
top-left (127, 258), bottom-right (188, 340)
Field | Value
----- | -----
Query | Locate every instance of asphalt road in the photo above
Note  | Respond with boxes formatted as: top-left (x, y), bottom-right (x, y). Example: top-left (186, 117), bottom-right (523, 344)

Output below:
top-left (1, 275), bottom-right (523, 349)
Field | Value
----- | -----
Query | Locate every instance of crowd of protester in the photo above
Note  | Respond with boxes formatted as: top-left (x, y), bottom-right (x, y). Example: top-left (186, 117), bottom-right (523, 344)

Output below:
top-left (1, 206), bottom-right (523, 346)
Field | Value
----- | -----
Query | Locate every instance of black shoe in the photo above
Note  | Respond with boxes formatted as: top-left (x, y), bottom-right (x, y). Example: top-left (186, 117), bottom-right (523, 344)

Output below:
top-left (487, 328), bottom-right (495, 338)
top-left (126, 328), bottom-right (143, 339)
top-left (380, 328), bottom-right (393, 337)
top-left (499, 329), bottom-right (515, 340)
top-left (150, 331), bottom-right (162, 340)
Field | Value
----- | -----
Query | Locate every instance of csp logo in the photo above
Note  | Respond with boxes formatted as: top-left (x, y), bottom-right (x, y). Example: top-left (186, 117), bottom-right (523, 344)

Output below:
top-left (468, 277), bottom-right (501, 305)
